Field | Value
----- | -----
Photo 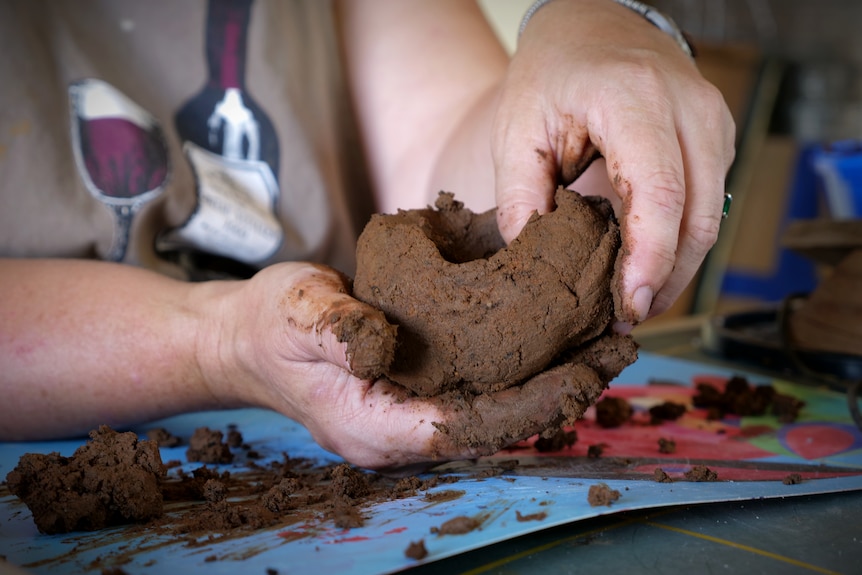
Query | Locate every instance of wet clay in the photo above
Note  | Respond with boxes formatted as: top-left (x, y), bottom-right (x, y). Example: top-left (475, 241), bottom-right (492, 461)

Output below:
top-left (587, 482), bottom-right (621, 507)
top-left (693, 376), bottom-right (804, 423)
top-left (5, 426), bottom-right (166, 534)
top-left (353, 188), bottom-right (635, 397)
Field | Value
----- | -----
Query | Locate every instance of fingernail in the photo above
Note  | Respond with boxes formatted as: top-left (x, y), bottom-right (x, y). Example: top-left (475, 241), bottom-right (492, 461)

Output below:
top-left (632, 285), bottom-right (654, 323)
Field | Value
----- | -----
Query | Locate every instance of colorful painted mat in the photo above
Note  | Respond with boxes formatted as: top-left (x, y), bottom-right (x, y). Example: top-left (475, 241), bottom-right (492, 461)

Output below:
top-left (1, 352), bottom-right (861, 574)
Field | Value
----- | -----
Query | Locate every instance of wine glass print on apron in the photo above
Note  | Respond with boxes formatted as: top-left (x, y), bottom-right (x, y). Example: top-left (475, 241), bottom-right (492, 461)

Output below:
top-left (70, 78), bottom-right (169, 262)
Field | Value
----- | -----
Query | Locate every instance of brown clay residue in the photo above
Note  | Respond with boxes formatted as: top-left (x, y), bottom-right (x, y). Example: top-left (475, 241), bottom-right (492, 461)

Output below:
top-left (649, 401), bottom-right (687, 424)
top-left (404, 539), bottom-right (428, 560)
top-left (587, 444), bottom-right (606, 459)
top-left (5, 426), bottom-right (166, 534)
top-left (783, 473), bottom-right (803, 485)
top-left (186, 427), bottom-right (234, 464)
top-left (422, 489), bottom-right (466, 503)
top-left (147, 427), bottom-right (182, 447)
top-left (515, 510), bottom-right (548, 522)
top-left (6, 424), bottom-right (467, 542)
top-left (684, 465), bottom-right (719, 482)
top-left (587, 483), bottom-right (621, 507)
top-left (693, 376), bottom-right (804, 423)
top-left (595, 396), bottom-right (632, 428)
top-left (431, 515), bottom-right (481, 536)
top-left (658, 437), bottom-right (677, 454)
top-left (534, 428), bottom-right (577, 453)
top-left (653, 468), bottom-right (673, 483)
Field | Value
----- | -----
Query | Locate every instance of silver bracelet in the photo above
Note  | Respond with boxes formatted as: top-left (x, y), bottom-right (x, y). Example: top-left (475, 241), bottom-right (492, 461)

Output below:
top-left (518, 0), bottom-right (693, 58)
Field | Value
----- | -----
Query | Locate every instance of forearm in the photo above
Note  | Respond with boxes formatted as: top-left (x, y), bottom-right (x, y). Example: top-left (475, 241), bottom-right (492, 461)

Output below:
top-left (0, 258), bottom-right (236, 440)
top-left (336, 0), bottom-right (508, 213)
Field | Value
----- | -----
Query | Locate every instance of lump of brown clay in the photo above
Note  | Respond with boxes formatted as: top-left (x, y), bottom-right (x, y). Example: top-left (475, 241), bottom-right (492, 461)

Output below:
top-left (5, 426), bottom-right (166, 534)
top-left (354, 188), bottom-right (633, 397)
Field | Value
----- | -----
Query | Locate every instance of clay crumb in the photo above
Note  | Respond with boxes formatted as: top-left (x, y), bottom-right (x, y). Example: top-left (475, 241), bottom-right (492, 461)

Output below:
top-left (587, 483), bottom-right (621, 507)
top-left (649, 401), bottom-right (687, 424)
top-left (405, 539), bottom-right (428, 560)
top-left (423, 489), bottom-right (466, 503)
top-left (146, 427), bottom-right (182, 447)
top-left (534, 428), bottom-right (577, 452)
top-left (515, 510), bottom-right (547, 522)
top-left (226, 428), bottom-right (243, 448)
top-left (587, 444), bottom-right (606, 458)
top-left (431, 516), bottom-right (480, 535)
top-left (186, 427), bottom-right (234, 464)
top-left (653, 468), bottom-right (673, 483)
top-left (595, 397), bottom-right (632, 428)
top-left (693, 375), bottom-right (805, 423)
top-left (684, 465), bottom-right (718, 482)
top-left (783, 473), bottom-right (804, 485)
top-left (657, 437), bottom-right (676, 454)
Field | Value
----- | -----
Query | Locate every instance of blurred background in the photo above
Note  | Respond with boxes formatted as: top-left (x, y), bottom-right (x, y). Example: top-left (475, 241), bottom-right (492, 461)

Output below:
top-left (479, 0), bottom-right (862, 327)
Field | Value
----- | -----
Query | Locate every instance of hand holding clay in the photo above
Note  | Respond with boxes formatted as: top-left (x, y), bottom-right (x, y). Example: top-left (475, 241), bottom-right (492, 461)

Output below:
top-left (211, 262), bottom-right (631, 473)
top-left (492, 0), bottom-right (735, 324)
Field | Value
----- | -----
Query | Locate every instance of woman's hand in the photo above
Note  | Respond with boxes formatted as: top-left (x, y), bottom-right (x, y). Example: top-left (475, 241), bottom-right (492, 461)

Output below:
top-left (493, 0), bottom-right (736, 324)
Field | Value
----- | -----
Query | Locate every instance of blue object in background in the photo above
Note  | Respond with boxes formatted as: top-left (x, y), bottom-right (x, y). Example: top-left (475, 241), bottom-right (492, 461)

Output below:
top-left (812, 139), bottom-right (862, 219)
top-left (720, 143), bottom-right (823, 303)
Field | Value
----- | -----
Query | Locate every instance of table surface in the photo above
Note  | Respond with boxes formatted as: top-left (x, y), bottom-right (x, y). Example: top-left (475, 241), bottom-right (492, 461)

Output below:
top-left (405, 315), bottom-right (862, 575)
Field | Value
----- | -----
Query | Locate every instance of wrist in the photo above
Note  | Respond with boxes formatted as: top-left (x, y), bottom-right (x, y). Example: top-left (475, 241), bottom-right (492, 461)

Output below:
top-left (519, 0), bottom-right (693, 58)
top-left (190, 279), bottom-right (259, 410)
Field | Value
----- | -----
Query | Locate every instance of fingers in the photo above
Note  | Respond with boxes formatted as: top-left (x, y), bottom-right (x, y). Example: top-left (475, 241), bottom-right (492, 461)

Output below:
top-left (265, 264), bottom-right (397, 378)
top-left (493, 105), bottom-right (559, 244)
top-left (304, 361), bottom-right (607, 472)
top-left (604, 78), bottom-right (734, 321)
top-left (600, 95), bottom-right (686, 323)
top-left (649, 88), bottom-right (736, 316)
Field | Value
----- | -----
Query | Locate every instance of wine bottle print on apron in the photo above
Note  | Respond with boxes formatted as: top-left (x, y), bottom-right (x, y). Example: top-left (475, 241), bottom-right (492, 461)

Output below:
top-left (164, 0), bottom-right (286, 266)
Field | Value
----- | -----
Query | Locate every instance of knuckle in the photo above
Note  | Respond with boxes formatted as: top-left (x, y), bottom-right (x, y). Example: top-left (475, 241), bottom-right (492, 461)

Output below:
top-left (685, 213), bottom-right (721, 253)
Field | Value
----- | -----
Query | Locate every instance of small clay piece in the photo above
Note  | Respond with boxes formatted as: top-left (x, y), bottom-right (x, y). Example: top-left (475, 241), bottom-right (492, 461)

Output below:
top-left (431, 515), bottom-right (481, 535)
top-left (649, 401), bottom-right (687, 424)
top-left (534, 428), bottom-right (577, 452)
top-left (587, 444), bottom-right (606, 458)
top-left (329, 463), bottom-right (371, 500)
top-left (684, 465), bottom-right (718, 482)
top-left (5, 426), bottom-right (166, 534)
top-left (587, 482), bottom-right (621, 507)
top-left (693, 376), bottom-right (804, 423)
top-left (226, 428), bottom-right (243, 448)
top-left (658, 437), bottom-right (677, 454)
top-left (405, 539), bottom-right (429, 560)
top-left (515, 510), bottom-right (547, 522)
top-left (147, 427), bottom-right (182, 447)
top-left (186, 427), bottom-right (234, 464)
top-left (354, 188), bottom-right (634, 396)
top-left (595, 396), bottom-right (633, 428)
top-left (653, 468), bottom-right (673, 483)
top-left (423, 489), bottom-right (466, 503)
top-left (771, 393), bottom-right (805, 423)
top-left (783, 473), bottom-right (804, 485)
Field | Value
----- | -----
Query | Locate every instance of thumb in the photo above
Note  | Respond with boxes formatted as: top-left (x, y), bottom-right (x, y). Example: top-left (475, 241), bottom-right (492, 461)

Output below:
top-left (319, 300), bottom-right (398, 381)
top-left (272, 264), bottom-right (398, 379)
